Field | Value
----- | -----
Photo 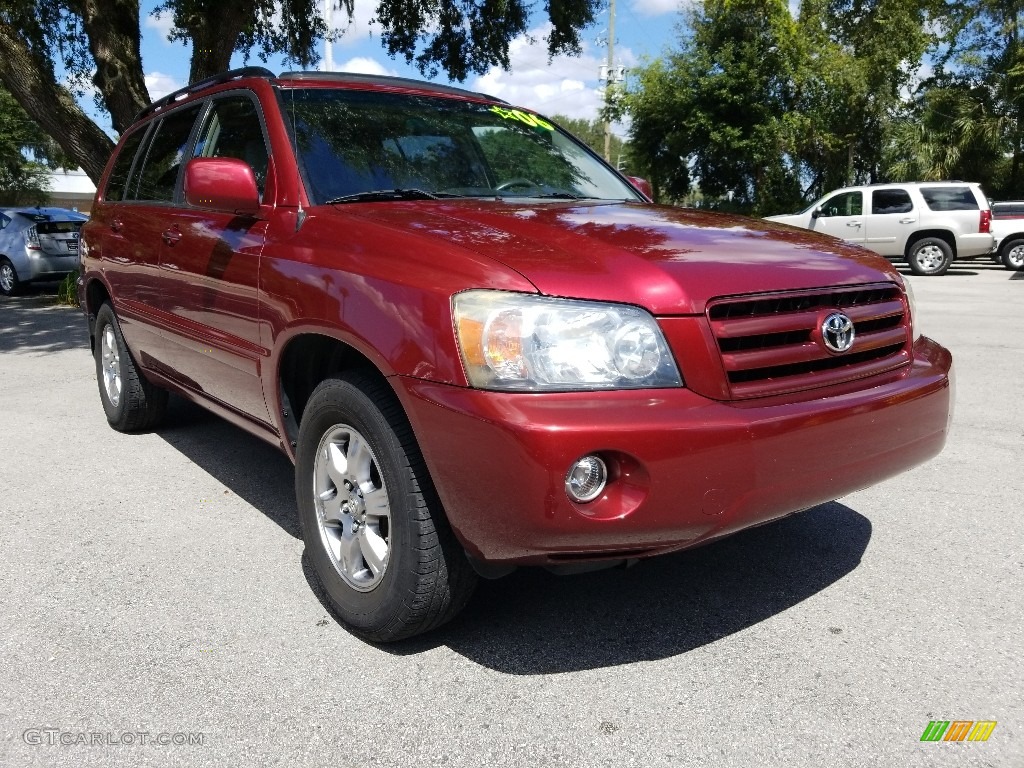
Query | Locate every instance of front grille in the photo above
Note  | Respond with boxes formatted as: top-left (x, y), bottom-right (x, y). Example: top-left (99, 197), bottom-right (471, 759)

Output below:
top-left (707, 283), bottom-right (911, 398)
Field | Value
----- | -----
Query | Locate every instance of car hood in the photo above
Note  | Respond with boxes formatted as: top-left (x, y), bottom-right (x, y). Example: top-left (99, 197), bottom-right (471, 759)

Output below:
top-left (333, 201), bottom-right (901, 314)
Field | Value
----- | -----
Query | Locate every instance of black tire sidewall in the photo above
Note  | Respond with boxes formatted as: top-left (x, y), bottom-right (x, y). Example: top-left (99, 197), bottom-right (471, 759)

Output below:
top-left (1001, 238), bottom-right (1024, 271)
top-left (94, 303), bottom-right (129, 425)
top-left (295, 377), bottom-right (422, 635)
top-left (908, 237), bottom-right (953, 276)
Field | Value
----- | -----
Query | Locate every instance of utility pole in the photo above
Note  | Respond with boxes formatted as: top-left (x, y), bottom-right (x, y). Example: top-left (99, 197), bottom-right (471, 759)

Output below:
top-left (599, 0), bottom-right (625, 162)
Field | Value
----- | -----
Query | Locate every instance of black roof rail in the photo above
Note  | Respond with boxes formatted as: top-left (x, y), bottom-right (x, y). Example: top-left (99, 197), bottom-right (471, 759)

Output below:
top-left (277, 70), bottom-right (507, 103)
top-left (134, 66), bottom-right (277, 122)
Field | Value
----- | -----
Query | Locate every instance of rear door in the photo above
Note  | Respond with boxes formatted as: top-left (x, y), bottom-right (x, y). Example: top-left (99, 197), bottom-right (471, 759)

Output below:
top-left (865, 187), bottom-right (917, 256)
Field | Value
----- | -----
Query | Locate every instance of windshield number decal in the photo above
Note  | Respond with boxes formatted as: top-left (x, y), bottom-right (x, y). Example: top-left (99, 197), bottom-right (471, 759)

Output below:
top-left (489, 106), bottom-right (554, 131)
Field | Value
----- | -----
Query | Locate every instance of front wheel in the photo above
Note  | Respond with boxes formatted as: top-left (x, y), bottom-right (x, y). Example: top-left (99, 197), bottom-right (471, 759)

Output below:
top-left (907, 237), bottom-right (953, 276)
top-left (295, 373), bottom-right (476, 642)
top-left (94, 302), bottom-right (168, 431)
top-left (1000, 238), bottom-right (1024, 270)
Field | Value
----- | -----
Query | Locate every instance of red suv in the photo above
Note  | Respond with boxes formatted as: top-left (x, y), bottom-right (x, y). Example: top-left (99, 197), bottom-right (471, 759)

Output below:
top-left (79, 68), bottom-right (954, 641)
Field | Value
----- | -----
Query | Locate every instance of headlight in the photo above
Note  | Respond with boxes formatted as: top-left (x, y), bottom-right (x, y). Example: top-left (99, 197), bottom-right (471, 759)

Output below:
top-left (453, 290), bottom-right (683, 391)
top-left (902, 277), bottom-right (921, 340)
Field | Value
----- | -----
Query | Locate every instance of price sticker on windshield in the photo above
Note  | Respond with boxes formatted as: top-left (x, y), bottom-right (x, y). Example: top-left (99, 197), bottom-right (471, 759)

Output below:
top-left (489, 106), bottom-right (554, 131)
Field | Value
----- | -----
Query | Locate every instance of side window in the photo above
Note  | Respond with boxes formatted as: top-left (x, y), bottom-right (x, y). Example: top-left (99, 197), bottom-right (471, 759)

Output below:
top-left (193, 94), bottom-right (269, 195)
top-left (920, 187), bottom-right (979, 211)
top-left (871, 189), bottom-right (913, 215)
top-left (103, 126), bottom-right (150, 202)
top-left (131, 104), bottom-right (203, 202)
top-left (820, 191), bottom-right (863, 217)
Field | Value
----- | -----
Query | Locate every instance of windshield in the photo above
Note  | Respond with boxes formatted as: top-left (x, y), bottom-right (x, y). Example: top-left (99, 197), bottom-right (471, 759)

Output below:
top-left (281, 88), bottom-right (642, 205)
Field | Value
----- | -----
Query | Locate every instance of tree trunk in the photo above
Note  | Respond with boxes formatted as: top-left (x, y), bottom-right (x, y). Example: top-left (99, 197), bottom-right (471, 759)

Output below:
top-left (73, 0), bottom-right (152, 134)
top-left (0, 24), bottom-right (115, 184)
top-left (184, 0), bottom-right (256, 83)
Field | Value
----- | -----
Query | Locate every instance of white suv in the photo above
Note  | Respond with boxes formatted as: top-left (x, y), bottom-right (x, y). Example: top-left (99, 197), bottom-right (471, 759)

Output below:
top-left (765, 182), bottom-right (994, 276)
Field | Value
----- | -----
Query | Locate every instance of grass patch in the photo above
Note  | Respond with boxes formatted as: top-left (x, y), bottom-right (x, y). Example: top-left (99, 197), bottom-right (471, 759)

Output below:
top-left (56, 270), bottom-right (79, 307)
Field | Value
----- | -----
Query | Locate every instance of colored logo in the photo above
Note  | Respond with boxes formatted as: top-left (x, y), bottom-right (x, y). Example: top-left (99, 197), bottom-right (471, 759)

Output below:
top-left (920, 720), bottom-right (997, 742)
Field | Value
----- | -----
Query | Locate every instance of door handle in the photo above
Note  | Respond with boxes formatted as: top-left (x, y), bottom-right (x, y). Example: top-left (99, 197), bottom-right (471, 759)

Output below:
top-left (162, 227), bottom-right (182, 246)
top-left (899, 217), bottom-right (915, 224)
top-left (110, 217), bottom-right (123, 233)
top-left (846, 221), bottom-right (862, 227)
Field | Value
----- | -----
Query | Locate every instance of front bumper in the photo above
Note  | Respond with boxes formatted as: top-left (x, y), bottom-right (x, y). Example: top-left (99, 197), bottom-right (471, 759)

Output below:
top-left (395, 336), bottom-right (953, 565)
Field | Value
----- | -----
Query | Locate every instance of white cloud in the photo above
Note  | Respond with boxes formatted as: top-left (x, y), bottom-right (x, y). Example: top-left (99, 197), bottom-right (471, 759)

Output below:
top-left (333, 57), bottom-right (400, 77)
top-left (328, 2), bottom-right (380, 47)
top-left (630, 0), bottom-right (687, 18)
top-left (468, 27), bottom-right (636, 124)
top-left (145, 71), bottom-right (184, 101)
top-left (145, 9), bottom-right (175, 41)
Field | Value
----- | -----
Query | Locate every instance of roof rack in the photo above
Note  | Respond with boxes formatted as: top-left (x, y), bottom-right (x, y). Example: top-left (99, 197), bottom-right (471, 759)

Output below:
top-left (277, 71), bottom-right (507, 104)
top-left (134, 66), bottom-right (277, 122)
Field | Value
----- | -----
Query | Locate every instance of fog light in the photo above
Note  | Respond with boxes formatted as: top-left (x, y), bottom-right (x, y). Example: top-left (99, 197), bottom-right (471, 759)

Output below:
top-left (565, 455), bottom-right (607, 503)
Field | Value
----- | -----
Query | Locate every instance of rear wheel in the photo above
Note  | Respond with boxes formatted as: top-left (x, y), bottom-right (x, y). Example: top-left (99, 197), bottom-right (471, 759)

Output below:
top-left (94, 302), bottom-right (168, 431)
top-left (0, 258), bottom-right (21, 296)
top-left (907, 237), bottom-right (953, 276)
top-left (296, 372), bottom-right (476, 642)
top-left (1000, 238), bottom-right (1024, 270)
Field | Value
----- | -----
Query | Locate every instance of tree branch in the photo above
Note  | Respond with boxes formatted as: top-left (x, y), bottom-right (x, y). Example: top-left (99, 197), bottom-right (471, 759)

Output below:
top-left (0, 22), bottom-right (115, 184)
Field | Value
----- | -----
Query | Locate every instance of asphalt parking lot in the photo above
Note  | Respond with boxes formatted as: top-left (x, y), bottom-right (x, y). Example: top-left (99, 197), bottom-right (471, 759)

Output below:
top-left (1, 262), bottom-right (1021, 767)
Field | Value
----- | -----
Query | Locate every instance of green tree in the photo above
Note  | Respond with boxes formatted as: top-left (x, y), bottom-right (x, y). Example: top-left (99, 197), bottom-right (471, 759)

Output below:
top-left (0, 0), bottom-right (602, 183)
top-left (625, 0), bottom-right (806, 213)
top-left (0, 84), bottom-right (67, 205)
top-left (884, 0), bottom-right (1023, 197)
top-left (549, 114), bottom-right (630, 170)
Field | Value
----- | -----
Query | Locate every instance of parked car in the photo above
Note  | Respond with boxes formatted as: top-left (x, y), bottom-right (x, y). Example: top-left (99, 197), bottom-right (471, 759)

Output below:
top-left (765, 182), bottom-right (994, 276)
top-left (0, 207), bottom-right (87, 295)
top-left (989, 201), bottom-right (1024, 270)
top-left (78, 68), bottom-right (954, 642)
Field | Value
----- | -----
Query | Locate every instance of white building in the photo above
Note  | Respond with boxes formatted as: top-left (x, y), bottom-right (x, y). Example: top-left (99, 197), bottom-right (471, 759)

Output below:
top-left (45, 168), bottom-right (97, 213)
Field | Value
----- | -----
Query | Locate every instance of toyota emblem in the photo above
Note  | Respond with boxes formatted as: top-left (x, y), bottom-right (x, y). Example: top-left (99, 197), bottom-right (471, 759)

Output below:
top-left (821, 312), bottom-right (855, 353)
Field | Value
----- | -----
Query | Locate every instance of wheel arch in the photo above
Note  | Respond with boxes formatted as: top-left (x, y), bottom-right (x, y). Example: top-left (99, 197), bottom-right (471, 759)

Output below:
top-left (999, 232), bottom-right (1024, 255)
top-left (83, 277), bottom-right (113, 352)
top-left (905, 230), bottom-right (957, 257)
top-left (275, 332), bottom-right (398, 452)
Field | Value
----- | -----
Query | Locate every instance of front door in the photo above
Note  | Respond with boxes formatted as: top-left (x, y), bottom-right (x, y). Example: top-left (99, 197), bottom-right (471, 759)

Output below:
top-left (151, 93), bottom-right (272, 423)
top-left (811, 190), bottom-right (867, 246)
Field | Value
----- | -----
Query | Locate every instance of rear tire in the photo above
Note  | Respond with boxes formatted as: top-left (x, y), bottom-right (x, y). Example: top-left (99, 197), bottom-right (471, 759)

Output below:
top-left (1000, 238), bottom-right (1024, 271)
top-left (295, 372), bottom-right (477, 642)
top-left (94, 302), bottom-right (168, 431)
top-left (907, 237), bottom-right (953, 276)
top-left (0, 258), bottom-right (21, 296)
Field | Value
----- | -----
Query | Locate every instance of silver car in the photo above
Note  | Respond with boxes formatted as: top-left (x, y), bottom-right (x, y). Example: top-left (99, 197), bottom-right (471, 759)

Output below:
top-left (0, 207), bottom-right (87, 296)
top-left (765, 182), bottom-right (994, 276)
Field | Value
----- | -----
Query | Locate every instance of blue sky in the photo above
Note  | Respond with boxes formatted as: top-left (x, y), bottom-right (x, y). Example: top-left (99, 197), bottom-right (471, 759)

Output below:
top-left (136, 0), bottom-right (691, 134)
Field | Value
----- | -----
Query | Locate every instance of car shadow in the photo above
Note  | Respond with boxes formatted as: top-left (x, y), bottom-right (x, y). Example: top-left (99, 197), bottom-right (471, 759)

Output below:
top-left (0, 293), bottom-right (89, 354)
top-left (303, 501), bottom-right (871, 673)
top-left (156, 397), bottom-right (300, 538)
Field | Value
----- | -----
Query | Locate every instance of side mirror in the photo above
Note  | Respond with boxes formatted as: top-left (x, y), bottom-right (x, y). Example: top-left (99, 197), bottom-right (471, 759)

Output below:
top-left (627, 176), bottom-right (653, 201)
top-left (811, 206), bottom-right (821, 220)
top-left (184, 157), bottom-right (261, 217)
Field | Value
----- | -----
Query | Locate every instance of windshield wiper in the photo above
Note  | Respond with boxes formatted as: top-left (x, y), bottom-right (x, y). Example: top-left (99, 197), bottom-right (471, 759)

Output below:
top-left (325, 188), bottom-right (468, 204)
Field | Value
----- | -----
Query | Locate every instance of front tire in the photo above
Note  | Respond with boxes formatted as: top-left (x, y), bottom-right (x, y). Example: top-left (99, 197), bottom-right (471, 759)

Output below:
top-left (1000, 238), bottom-right (1024, 271)
top-left (907, 237), bottom-right (953, 276)
top-left (0, 258), bottom-right (21, 296)
top-left (94, 302), bottom-right (168, 431)
top-left (295, 373), bottom-right (476, 642)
